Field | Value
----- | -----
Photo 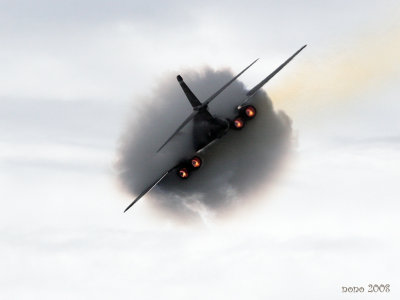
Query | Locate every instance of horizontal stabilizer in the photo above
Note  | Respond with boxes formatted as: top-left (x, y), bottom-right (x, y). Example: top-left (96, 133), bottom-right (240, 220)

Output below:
top-left (156, 110), bottom-right (198, 152)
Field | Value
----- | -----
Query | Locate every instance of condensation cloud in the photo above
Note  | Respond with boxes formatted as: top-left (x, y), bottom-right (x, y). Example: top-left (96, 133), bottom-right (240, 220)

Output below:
top-left (117, 67), bottom-right (293, 221)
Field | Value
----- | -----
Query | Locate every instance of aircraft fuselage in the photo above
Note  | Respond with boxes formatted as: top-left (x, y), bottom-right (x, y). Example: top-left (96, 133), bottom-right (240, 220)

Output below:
top-left (192, 106), bottom-right (230, 151)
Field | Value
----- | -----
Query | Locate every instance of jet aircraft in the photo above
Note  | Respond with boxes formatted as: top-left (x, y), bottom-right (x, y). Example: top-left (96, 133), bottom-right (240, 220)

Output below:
top-left (124, 45), bottom-right (307, 212)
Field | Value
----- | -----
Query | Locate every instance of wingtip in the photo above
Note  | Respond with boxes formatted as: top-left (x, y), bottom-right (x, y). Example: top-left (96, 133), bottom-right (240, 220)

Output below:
top-left (156, 142), bottom-right (166, 153)
top-left (124, 201), bottom-right (134, 213)
top-left (294, 45), bottom-right (307, 55)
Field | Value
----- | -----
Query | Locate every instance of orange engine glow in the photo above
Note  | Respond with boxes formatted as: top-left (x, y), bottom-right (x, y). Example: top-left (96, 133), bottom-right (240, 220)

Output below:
top-left (178, 168), bottom-right (189, 178)
top-left (191, 157), bottom-right (202, 168)
top-left (234, 117), bottom-right (244, 129)
top-left (245, 106), bottom-right (256, 118)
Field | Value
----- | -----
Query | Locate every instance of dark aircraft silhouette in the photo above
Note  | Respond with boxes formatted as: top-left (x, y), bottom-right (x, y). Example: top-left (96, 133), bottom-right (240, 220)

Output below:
top-left (124, 45), bottom-right (307, 213)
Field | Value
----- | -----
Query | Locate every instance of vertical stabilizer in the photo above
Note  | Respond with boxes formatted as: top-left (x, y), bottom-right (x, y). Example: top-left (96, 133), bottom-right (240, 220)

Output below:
top-left (177, 75), bottom-right (202, 108)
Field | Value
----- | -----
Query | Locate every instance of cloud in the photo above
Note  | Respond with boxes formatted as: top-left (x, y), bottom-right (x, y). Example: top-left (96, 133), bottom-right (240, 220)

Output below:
top-left (117, 67), bottom-right (292, 220)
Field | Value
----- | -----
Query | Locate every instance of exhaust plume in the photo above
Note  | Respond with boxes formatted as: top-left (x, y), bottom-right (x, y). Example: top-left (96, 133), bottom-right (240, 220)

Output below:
top-left (117, 67), bottom-right (292, 221)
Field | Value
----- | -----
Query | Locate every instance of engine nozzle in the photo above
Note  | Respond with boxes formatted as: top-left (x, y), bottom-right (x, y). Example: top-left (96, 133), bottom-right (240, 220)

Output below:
top-left (232, 117), bottom-right (245, 130)
top-left (191, 156), bottom-right (202, 168)
top-left (177, 167), bottom-right (189, 179)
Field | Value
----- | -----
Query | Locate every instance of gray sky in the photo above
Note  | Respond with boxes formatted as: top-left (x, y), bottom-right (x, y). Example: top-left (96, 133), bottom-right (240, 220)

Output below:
top-left (1, 0), bottom-right (400, 299)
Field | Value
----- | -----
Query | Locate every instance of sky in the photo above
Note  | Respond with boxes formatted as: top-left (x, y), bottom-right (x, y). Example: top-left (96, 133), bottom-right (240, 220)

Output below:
top-left (1, 0), bottom-right (400, 299)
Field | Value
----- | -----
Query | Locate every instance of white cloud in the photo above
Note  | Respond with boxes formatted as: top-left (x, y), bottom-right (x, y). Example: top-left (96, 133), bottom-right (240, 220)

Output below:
top-left (1, 0), bottom-right (400, 298)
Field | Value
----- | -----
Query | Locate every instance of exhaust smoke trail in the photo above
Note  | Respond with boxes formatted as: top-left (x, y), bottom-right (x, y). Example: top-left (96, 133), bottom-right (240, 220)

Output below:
top-left (269, 24), bottom-right (400, 115)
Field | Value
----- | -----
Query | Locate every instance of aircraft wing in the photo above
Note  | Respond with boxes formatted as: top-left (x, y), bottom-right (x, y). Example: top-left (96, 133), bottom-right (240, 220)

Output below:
top-left (124, 169), bottom-right (171, 213)
top-left (238, 45), bottom-right (307, 109)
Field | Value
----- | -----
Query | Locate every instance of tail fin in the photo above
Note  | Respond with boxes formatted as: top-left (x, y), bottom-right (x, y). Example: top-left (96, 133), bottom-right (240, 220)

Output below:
top-left (177, 75), bottom-right (202, 108)
top-left (157, 59), bottom-right (259, 153)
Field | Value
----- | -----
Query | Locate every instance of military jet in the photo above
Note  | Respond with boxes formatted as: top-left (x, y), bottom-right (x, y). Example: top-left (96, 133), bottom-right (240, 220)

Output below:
top-left (124, 45), bottom-right (307, 212)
